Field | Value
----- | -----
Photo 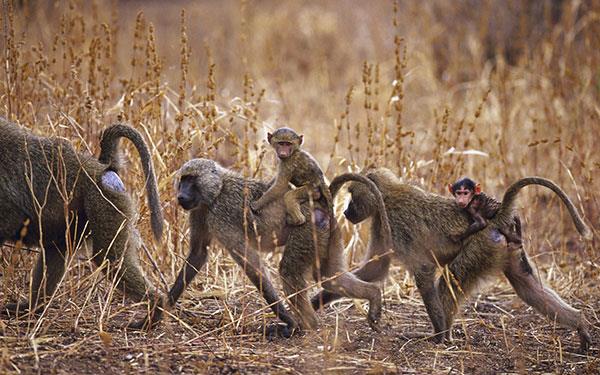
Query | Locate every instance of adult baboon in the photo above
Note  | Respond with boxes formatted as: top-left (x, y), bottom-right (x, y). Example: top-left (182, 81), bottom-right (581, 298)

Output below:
top-left (312, 169), bottom-right (593, 351)
top-left (150, 159), bottom-right (391, 337)
top-left (0, 118), bottom-right (163, 326)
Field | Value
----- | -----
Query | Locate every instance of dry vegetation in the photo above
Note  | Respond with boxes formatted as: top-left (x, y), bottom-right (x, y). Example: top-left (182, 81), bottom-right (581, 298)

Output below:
top-left (1, 0), bottom-right (599, 373)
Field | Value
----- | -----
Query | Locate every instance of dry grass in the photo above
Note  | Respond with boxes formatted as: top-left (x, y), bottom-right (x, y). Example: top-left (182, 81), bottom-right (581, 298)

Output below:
top-left (1, 0), bottom-right (599, 373)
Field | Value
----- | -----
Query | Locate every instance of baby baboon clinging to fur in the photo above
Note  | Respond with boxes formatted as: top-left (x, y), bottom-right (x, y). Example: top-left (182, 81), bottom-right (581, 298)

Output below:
top-left (313, 170), bottom-right (593, 352)
top-left (448, 177), bottom-right (522, 246)
top-left (0, 118), bottom-right (163, 328)
top-left (152, 159), bottom-right (392, 337)
top-left (250, 127), bottom-right (333, 226)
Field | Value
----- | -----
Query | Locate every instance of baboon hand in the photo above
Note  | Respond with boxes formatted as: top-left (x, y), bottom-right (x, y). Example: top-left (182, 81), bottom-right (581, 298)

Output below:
top-left (449, 234), bottom-right (462, 243)
top-left (249, 200), bottom-right (260, 213)
top-left (128, 308), bottom-right (163, 331)
top-left (265, 323), bottom-right (298, 340)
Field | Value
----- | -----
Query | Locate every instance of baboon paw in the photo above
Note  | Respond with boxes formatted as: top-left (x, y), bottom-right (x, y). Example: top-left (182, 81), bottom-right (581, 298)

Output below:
top-left (579, 329), bottom-right (592, 353)
top-left (286, 216), bottom-right (306, 226)
top-left (127, 315), bottom-right (161, 331)
top-left (265, 323), bottom-right (297, 340)
top-left (2, 302), bottom-right (40, 317)
top-left (368, 319), bottom-right (381, 332)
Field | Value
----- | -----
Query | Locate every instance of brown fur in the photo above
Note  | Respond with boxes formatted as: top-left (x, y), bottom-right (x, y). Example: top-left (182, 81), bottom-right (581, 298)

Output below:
top-left (156, 159), bottom-right (391, 337)
top-left (0, 118), bottom-right (164, 328)
top-left (251, 127), bottom-right (333, 227)
top-left (313, 168), bottom-right (592, 351)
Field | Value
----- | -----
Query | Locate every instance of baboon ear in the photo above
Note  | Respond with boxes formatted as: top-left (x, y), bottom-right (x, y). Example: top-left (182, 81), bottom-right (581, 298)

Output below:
top-left (267, 132), bottom-right (273, 143)
top-left (475, 183), bottom-right (481, 194)
top-left (298, 134), bottom-right (304, 145)
top-left (447, 184), bottom-right (453, 194)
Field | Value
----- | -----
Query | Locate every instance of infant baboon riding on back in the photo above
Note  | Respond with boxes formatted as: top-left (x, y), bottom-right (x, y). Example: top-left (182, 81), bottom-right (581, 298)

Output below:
top-left (251, 127), bottom-right (333, 226)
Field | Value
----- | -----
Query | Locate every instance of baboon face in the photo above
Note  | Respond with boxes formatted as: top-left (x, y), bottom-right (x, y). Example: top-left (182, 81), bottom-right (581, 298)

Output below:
top-left (177, 175), bottom-right (202, 210)
top-left (267, 127), bottom-right (303, 160)
top-left (177, 159), bottom-right (223, 210)
top-left (344, 183), bottom-right (375, 224)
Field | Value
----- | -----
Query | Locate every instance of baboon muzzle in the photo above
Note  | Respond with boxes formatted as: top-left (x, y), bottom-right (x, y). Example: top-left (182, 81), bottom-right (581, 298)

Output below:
top-left (177, 194), bottom-right (194, 210)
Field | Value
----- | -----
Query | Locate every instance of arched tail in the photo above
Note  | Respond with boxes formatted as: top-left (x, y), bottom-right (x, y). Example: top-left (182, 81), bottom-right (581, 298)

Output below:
top-left (99, 124), bottom-right (164, 240)
top-left (498, 177), bottom-right (592, 240)
top-left (329, 173), bottom-right (393, 250)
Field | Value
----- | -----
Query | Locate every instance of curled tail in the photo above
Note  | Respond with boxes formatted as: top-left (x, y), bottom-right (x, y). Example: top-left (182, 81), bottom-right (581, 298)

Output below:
top-left (496, 176), bottom-right (592, 240)
top-left (329, 173), bottom-right (393, 250)
top-left (99, 124), bottom-right (164, 240)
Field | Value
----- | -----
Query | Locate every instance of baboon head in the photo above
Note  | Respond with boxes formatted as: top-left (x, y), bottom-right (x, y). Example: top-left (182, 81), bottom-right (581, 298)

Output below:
top-left (267, 127), bottom-right (303, 159)
top-left (177, 159), bottom-right (224, 210)
top-left (344, 181), bottom-right (377, 224)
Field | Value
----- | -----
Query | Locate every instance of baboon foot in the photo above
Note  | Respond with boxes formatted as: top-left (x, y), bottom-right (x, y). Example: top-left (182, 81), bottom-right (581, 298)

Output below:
top-left (265, 323), bottom-right (297, 340)
top-left (286, 214), bottom-right (306, 226)
top-left (367, 309), bottom-right (382, 332)
top-left (400, 331), bottom-right (448, 343)
top-left (128, 309), bottom-right (163, 331)
top-left (579, 327), bottom-right (592, 353)
top-left (2, 301), bottom-right (43, 317)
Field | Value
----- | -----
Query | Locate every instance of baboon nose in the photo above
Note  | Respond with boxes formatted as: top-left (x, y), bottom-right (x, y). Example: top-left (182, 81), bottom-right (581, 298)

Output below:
top-left (177, 195), bottom-right (189, 206)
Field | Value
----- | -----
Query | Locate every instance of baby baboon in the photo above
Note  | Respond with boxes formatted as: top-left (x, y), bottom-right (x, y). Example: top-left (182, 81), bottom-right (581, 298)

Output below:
top-left (156, 159), bottom-right (391, 337)
top-left (448, 177), bottom-right (522, 246)
top-left (0, 118), bottom-right (163, 327)
top-left (313, 170), bottom-right (593, 351)
top-left (250, 127), bottom-right (333, 226)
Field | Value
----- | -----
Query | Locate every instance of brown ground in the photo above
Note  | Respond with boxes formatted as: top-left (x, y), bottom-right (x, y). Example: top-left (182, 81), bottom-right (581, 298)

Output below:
top-left (2, 250), bottom-right (599, 374)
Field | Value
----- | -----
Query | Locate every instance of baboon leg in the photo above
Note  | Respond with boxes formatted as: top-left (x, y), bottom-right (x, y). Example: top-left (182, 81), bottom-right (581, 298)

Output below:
top-left (5, 244), bottom-right (66, 314)
top-left (283, 186), bottom-right (311, 226)
top-left (168, 233), bottom-right (210, 307)
top-left (228, 245), bottom-right (298, 337)
top-left (437, 236), bottom-right (500, 341)
top-left (129, 227), bottom-right (211, 329)
top-left (279, 260), bottom-right (318, 331)
top-left (85, 192), bottom-right (161, 330)
top-left (87, 192), bottom-right (158, 297)
top-left (413, 264), bottom-right (447, 342)
top-left (311, 244), bottom-right (391, 311)
top-left (321, 272), bottom-right (382, 330)
top-left (504, 249), bottom-right (591, 352)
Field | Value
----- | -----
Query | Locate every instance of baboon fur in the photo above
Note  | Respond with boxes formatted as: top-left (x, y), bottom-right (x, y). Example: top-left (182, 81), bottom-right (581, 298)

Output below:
top-left (312, 168), bottom-right (593, 351)
top-left (0, 118), bottom-right (163, 327)
top-left (158, 158), bottom-right (392, 337)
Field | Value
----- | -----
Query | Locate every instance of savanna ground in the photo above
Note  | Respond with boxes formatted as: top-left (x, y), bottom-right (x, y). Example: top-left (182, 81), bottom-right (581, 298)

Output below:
top-left (1, 0), bottom-right (600, 373)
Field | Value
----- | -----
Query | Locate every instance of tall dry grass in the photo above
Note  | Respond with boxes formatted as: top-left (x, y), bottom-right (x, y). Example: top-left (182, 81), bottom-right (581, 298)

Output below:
top-left (0, 0), bottom-right (599, 373)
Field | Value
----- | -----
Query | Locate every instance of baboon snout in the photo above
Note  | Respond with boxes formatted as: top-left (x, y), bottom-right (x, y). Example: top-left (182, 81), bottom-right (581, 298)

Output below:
top-left (177, 194), bottom-right (194, 210)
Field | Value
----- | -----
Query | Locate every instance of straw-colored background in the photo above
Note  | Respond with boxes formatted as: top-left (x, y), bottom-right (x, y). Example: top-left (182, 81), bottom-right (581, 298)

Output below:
top-left (1, 1), bottom-right (599, 373)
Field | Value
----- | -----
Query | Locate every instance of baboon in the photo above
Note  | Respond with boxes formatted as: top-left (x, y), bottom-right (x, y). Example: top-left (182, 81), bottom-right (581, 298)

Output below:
top-left (312, 170), bottom-right (593, 351)
top-left (149, 159), bottom-right (391, 337)
top-left (0, 118), bottom-right (163, 327)
top-left (250, 127), bottom-right (333, 226)
top-left (448, 177), bottom-right (522, 245)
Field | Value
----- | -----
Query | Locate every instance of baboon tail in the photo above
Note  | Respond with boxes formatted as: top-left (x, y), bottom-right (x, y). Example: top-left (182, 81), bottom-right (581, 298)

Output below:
top-left (329, 173), bottom-right (393, 250)
top-left (99, 124), bottom-right (164, 240)
top-left (498, 176), bottom-right (592, 240)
